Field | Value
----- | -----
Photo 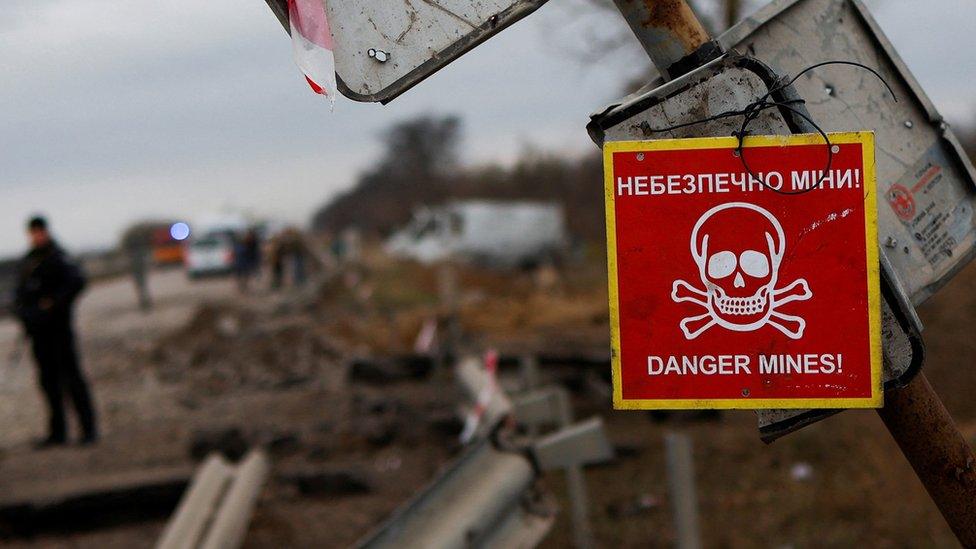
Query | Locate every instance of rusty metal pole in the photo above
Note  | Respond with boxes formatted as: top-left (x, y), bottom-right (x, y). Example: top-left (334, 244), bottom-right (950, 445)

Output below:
top-left (610, 0), bottom-right (710, 81)
top-left (877, 373), bottom-right (976, 544)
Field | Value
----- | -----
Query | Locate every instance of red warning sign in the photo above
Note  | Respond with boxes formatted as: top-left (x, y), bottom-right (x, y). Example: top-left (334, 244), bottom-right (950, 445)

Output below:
top-left (604, 133), bottom-right (881, 409)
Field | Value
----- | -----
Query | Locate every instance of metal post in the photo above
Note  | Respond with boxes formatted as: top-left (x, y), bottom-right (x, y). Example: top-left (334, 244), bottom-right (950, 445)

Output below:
top-left (610, 0), bottom-right (710, 80)
top-left (877, 373), bottom-right (976, 545)
top-left (664, 432), bottom-right (702, 549)
top-left (438, 262), bottom-right (460, 360)
top-left (520, 354), bottom-right (540, 393)
top-left (554, 389), bottom-right (595, 549)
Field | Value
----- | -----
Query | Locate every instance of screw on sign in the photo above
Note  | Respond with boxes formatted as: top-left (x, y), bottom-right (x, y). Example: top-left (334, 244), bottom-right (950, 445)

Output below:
top-left (604, 132), bottom-right (882, 409)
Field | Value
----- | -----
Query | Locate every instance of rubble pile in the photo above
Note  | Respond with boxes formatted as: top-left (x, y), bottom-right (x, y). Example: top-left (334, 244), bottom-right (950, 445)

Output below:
top-left (149, 304), bottom-right (344, 394)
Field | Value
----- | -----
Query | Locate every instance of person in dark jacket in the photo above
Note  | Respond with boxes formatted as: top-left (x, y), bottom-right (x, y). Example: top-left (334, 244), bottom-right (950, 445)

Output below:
top-left (234, 229), bottom-right (261, 293)
top-left (14, 216), bottom-right (97, 447)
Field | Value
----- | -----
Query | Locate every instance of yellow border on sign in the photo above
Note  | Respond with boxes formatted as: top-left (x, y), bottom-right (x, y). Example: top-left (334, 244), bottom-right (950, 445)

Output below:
top-left (604, 132), bottom-right (883, 410)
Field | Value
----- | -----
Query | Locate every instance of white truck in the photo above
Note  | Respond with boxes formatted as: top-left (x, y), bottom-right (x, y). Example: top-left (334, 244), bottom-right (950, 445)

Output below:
top-left (386, 200), bottom-right (568, 267)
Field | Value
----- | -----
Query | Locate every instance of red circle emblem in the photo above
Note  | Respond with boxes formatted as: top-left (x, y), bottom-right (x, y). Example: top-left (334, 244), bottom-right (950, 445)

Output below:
top-left (887, 184), bottom-right (915, 221)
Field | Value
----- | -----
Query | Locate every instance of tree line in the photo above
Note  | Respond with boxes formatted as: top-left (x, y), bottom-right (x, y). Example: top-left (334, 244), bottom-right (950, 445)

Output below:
top-left (310, 114), bottom-right (606, 242)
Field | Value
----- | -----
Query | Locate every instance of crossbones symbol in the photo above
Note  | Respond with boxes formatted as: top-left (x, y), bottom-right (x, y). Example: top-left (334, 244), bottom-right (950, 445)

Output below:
top-left (671, 202), bottom-right (812, 340)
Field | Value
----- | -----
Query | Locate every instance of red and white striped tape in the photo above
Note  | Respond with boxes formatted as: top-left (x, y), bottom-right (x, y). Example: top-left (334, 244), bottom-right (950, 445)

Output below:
top-left (287, 0), bottom-right (337, 107)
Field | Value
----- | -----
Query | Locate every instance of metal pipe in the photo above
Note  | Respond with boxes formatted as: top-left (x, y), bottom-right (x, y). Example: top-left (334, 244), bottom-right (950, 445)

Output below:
top-left (610, 0), bottom-right (710, 80)
top-left (664, 432), bottom-right (702, 549)
top-left (200, 450), bottom-right (271, 549)
top-left (877, 373), bottom-right (976, 545)
top-left (157, 455), bottom-right (236, 549)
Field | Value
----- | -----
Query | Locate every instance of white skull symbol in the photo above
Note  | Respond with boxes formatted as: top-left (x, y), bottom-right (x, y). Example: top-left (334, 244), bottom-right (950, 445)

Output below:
top-left (671, 201), bottom-right (812, 339)
top-left (691, 202), bottom-right (784, 331)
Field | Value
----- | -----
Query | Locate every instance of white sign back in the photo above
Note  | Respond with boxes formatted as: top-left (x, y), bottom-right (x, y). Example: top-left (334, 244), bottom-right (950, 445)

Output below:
top-left (266, 0), bottom-right (549, 103)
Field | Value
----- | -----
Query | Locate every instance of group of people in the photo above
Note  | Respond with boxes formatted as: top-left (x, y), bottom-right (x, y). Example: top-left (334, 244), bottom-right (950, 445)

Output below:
top-left (234, 227), bottom-right (312, 292)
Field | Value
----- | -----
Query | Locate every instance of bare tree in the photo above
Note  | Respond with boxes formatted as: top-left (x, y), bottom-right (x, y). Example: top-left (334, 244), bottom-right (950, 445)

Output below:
top-left (311, 114), bottom-right (463, 235)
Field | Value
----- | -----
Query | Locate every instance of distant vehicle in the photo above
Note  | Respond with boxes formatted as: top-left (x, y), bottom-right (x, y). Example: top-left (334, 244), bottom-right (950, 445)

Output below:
top-left (183, 214), bottom-right (252, 278)
top-left (386, 200), bottom-right (568, 267)
top-left (118, 221), bottom-right (186, 266)
top-left (185, 233), bottom-right (236, 278)
top-left (151, 226), bottom-right (185, 265)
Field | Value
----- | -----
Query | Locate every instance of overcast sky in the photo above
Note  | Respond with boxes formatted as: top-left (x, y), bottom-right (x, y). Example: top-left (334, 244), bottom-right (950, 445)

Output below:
top-left (1, 0), bottom-right (974, 257)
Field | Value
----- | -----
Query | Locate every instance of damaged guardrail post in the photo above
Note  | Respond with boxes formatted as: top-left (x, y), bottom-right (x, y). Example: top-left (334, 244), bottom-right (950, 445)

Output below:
top-left (521, 414), bottom-right (617, 549)
top-left (451, 356), bottom-right (615, 547)
top-left (515, 386), bottom-right (599, 549)
top-left (362, 355), bottom-right (602, 548)
top-left (532, 417), bottom-right (615, 474)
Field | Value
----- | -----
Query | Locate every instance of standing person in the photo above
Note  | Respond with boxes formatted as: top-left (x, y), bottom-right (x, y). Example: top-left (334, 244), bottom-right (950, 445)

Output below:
top-left (278, 228), bottom-right (308, 287)
top-left (14, 216), bottom-right (97, 447)
top-left (234, 229), bottom-right (261, 293)
top-left (126, 237), bottom-right (152, 311)
top-left (268, 235), bottom-right (284, 291)
top-left (291, 239), bottom-right (307, 287)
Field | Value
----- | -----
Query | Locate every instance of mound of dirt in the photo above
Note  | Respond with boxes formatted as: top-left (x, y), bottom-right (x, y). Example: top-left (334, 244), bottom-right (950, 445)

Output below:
top-left (150, 303), bottom-right (343, 395)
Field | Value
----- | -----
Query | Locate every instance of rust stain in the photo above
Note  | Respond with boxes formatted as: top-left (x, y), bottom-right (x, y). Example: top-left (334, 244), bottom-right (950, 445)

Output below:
top-left (397, 1), bottom-right (420, 43)
top-left (418, 0), bottom-right (477, 28)
top-left (640, 0), bottom-right (709, 53)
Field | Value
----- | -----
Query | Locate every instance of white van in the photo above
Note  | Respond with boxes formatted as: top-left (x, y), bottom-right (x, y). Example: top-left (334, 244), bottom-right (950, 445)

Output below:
top-left (386, 200), bottom-right (568, 267)
top-left (184, 214), bottom-right (247, 278)
top-left (185, 232), bottom-right (236, 278)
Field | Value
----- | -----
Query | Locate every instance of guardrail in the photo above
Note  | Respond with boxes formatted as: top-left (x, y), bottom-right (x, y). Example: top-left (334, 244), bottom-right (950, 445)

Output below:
top-left (357, 354), bottom-right (615, 549)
